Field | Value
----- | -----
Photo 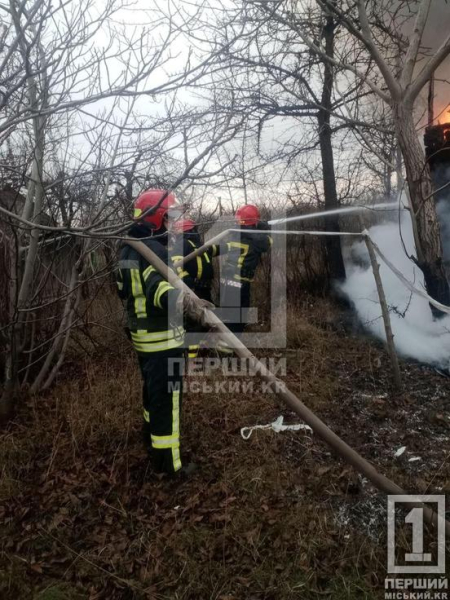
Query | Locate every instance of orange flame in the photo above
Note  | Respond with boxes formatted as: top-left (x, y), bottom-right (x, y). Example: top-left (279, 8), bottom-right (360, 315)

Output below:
top-left (433, 102), bottom-right (450, 125)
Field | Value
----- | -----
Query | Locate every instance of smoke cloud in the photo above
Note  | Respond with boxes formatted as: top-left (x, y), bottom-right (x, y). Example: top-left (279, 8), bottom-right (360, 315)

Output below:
top-left (340, 212), bottom-right (450, 369)
top-left (437, 199), bottom-right (450, 262)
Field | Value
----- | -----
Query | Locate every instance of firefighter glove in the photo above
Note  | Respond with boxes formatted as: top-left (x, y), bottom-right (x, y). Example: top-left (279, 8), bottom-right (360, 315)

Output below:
top-left (176, 292), bottom-right (215, 328)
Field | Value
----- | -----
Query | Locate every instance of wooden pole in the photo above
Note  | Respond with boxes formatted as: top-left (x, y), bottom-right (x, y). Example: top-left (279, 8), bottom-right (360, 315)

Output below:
top-left (127, 239), bottom-right (447, 535)
top-left (364, 233), bottom-right (402, 391)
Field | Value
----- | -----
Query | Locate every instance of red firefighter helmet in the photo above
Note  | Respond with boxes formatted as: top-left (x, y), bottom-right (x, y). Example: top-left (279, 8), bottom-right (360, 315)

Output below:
top-left (134, 189), bottom-right (178, 229)
top-left (172, 218), bottom-right (196, 233)
top-left (235, 204), bottom-right (260, 226)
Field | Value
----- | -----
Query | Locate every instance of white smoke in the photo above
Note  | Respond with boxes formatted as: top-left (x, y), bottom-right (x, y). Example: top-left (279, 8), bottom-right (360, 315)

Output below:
top-left (437, 199), bottom-right (450, 262)
top-left (340, 212), bottom-right (450, 369)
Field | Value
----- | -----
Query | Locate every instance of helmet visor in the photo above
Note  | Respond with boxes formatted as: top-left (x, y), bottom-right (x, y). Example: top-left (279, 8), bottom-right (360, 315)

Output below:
top-left (166, 206), bottom-right (186, 231)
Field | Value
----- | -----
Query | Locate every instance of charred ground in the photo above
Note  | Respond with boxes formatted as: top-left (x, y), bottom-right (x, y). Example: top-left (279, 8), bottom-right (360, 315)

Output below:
top-left (0, 298), bottom-right (449, 599)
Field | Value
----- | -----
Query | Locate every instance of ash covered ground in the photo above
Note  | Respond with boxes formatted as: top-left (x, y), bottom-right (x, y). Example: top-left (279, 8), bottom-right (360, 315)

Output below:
top-left (0, 299), bottom-right (449, 599)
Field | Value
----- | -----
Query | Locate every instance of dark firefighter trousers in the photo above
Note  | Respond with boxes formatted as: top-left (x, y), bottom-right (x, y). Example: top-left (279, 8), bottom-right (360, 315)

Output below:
top-left (138, 349), bottom-right (184, 474)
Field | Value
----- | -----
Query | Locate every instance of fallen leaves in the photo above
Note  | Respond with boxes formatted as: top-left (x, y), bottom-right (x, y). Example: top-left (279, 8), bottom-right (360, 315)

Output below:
top-left (1, 340), bottom-right (449, 599)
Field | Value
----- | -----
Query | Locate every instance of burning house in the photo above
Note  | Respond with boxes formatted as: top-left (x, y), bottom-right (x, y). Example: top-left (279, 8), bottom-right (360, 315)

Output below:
top-left (424, 121), bottom-right (450, 202)
top-left (424, 121), bottom-right (450, 268)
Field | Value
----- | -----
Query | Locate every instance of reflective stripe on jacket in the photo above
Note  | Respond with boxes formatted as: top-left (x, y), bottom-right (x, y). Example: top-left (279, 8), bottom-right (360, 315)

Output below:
top-left (169, 234), bottom-right (214, 289)
top-left (116, 239), bottom-right (184, 353)
top-left (220, 226), bottom-right (272, 282)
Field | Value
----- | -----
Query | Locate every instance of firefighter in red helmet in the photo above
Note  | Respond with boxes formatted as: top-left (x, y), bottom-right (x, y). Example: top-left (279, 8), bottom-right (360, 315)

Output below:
top-left (235, 204), bottom-right (260, 227)
top-left (169, 218), bottom-right (216, 358)
top-left (217, 203), bottom-right (272, 351)
top-left (116, 189), bottom-right (199, 476)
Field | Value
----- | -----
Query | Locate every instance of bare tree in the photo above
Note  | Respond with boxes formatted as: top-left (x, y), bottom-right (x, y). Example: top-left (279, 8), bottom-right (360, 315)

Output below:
top-left (286, 0), bottom-right (450, 309)
top-left (183, 0), bottom-right (401, 282)
top-left (0, 0), bottom-right (246, 416)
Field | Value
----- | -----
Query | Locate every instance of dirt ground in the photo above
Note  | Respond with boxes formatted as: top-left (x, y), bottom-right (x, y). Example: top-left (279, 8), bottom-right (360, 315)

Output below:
top-left (1, 299), bottom-right (449, 599)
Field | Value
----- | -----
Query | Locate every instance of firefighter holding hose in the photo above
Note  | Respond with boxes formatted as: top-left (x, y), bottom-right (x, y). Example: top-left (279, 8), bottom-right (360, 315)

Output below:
top-left (116, 190), bottom-right (211, 476)
top-left (217, 204), bottom-right (272, 352)
top-left (169, 218), bottom-right (216, 358)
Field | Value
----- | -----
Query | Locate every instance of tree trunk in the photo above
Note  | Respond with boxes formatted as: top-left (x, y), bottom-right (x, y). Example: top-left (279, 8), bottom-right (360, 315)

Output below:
top-left (0, 235), bottom-right (19, 421)
top-left (394, 101), bottom-right (450, 315)
top-left (30, 265), bottom-right (78, 394)
top-left (318, 15), bottom-right (346, 282)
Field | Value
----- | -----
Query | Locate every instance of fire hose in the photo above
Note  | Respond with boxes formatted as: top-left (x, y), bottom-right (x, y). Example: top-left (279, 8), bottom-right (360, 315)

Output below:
top-left (173, 228), bottom-right (450, 317)
top-left (127, 238), bottom-right (450, 536)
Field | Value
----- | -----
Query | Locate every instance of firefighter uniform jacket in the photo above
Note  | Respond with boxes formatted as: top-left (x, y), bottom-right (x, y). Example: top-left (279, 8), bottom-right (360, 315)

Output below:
top-left (116, 237), bottom-right (184, 354)
top-left (215, 223), bottom-right (271, 346)
top-left (170, 232), bottom-right (215, 296)
top-left (169, 231), bottom-right (215, 358)
top-left (221, 224), bottom-right (272, 283)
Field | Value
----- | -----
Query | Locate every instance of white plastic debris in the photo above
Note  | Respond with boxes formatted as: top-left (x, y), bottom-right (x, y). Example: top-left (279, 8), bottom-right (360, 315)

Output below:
top-left (240, 416), bottom-right (313, 440)
top-left (360, 393), bottom-right (388, 400)
top-left (394, 446), bottom-right (406, 457)
top-left (408, 457), bottom-right (421, 462)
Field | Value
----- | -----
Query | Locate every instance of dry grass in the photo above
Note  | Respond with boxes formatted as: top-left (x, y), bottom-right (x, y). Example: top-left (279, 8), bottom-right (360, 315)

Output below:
top-left (1, 298), bottom-right (449, 599)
